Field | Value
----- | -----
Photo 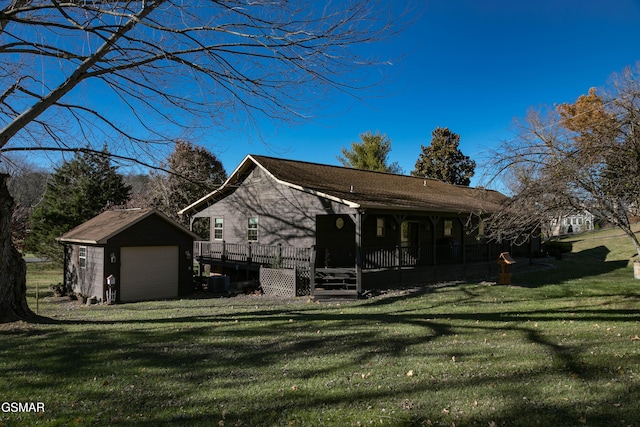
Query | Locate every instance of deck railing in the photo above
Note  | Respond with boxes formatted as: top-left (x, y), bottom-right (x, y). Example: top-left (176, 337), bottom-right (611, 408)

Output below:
top-left (361, 243), bottom-right (500, 269)
top-left (195, 241), bottom-right (501, 271)
top-left (194, 241), bottom-right (312, 269)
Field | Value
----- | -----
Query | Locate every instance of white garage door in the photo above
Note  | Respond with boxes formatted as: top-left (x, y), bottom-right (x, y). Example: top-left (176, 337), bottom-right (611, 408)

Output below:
top-left (120, 246), bottom-right (179, 302)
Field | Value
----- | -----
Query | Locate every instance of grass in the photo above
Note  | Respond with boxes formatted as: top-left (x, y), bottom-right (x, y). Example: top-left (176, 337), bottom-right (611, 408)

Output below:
top-left (1, 231), bottom-right (639, 427)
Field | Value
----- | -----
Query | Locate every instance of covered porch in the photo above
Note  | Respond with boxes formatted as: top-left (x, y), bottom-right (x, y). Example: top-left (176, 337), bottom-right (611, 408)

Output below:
top-left (193, 211), bottom-right (523, 299)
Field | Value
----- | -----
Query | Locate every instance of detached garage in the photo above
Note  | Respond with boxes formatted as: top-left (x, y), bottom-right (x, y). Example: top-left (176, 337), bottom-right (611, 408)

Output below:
top-left (58, 208), bottom-right (199, 303)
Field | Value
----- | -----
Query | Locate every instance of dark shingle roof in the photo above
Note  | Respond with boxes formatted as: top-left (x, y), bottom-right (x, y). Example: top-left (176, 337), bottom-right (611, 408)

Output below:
top-left (252, 155), bottom-right (506, 213)
top-left (58, 208), bottom-right (197, 244)
top-left (180, 155), bottom-right (507, 215)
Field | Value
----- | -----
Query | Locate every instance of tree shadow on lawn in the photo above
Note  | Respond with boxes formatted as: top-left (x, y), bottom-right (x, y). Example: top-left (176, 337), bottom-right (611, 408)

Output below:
top-left (4, 300), bottom-right (638, 426)
top-left (511, 245), bottom-right (631, 288)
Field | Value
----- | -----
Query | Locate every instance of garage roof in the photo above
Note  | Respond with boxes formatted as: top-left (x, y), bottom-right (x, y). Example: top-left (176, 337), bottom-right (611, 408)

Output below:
top-left (57, 208), bottom-right (199, 245)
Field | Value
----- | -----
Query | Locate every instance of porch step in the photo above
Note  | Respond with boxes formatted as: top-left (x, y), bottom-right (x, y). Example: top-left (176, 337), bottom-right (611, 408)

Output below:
top-left (311, 267), bottom-right (358, 300)
top-left (312, 288), bottom-right (359, 301)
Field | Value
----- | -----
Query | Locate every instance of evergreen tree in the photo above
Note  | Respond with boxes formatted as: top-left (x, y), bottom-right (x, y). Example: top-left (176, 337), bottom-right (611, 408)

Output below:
top-left (338, 131), bottom-right (403, 174)
top-left (26, 146), bottom-right (131, 261)
top-left (412, 127), bottom-right (476, 186)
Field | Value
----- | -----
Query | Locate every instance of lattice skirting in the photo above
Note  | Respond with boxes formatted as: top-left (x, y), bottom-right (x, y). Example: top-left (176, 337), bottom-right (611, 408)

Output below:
top-left (260, 267), bottom-right (310, 297)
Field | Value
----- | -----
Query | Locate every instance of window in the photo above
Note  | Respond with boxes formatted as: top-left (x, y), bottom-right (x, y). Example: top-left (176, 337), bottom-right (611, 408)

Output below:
top-left (214, 218), bottom-right (224, 240)
top-left (247, 217), bottom-right (258, 241)
top-left (376, 218), bottom-right (385, 237)
top-left (79, 246), bottom-right (87, 269)
top-left (444, 220), bottom-right (453, 237)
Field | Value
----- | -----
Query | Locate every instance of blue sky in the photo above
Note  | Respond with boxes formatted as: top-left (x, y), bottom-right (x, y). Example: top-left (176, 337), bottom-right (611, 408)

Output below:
top-left (204, 0), bottom-right (640, 187)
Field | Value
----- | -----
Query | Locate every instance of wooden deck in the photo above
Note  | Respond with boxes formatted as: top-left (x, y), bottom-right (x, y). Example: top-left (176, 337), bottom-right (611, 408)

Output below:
top-left (193, 241), bottom-right (508, 301)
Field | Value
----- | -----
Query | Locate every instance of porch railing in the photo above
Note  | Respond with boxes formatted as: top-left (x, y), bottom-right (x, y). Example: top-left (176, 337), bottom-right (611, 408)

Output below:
top-left (361, 243), bottom-right (501, 269)
top-left (195, 241), bottom-right (501, 271)
top-left (194, 241), bottom-right (312, 269)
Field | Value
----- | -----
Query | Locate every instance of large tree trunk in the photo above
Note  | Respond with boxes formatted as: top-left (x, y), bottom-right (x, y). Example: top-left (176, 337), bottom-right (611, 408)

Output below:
top-left (0, 173), bottom-right (34, 322)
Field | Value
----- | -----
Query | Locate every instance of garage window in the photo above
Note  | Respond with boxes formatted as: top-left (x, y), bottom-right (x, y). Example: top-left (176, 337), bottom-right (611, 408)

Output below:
top-left (248, 217), bottom-right (258, 241)
top-left (79, 246), bottom-right (87, 269)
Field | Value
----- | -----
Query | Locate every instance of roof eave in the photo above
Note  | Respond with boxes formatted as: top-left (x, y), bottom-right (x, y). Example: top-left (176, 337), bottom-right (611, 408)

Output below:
top-left (56, 237), bottom-right (100, 245)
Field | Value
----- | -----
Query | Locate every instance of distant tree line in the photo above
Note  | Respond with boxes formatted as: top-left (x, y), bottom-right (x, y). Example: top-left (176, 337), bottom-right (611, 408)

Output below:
top-left (6, 141), bottom-right (226, 261)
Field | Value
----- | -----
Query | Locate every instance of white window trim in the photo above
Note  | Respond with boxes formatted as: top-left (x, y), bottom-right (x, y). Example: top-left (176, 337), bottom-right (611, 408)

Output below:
top-left (213, 217), bottom-right (224, 240)
top-left (248, 217), bottom-right (258, 241)
top-left (79, 246), bottom-right (87, 269)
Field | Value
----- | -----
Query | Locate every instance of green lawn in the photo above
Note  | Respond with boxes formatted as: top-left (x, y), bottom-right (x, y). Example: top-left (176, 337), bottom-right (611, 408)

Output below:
top-left (2, 231), bottom-right (639, 426)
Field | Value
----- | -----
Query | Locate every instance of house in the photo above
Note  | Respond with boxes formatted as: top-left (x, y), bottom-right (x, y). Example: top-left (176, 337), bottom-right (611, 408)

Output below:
top-left (548, 210), bottom-right (595, 236)
top-left (179, 155), bottom-right (536, 299)
top-left (57, 208), bottom-right (199, 303)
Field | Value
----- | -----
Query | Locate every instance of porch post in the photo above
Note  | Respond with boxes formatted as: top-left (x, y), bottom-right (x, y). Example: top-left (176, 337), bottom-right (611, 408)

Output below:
top-left (393, 215), bottom-right (405, 268)
top-left (310, 245), bottom-right (316, 298)
top-left (352, 211), bottom-right (364, 295)
top-left (458, 217), bottom-right (466, 265)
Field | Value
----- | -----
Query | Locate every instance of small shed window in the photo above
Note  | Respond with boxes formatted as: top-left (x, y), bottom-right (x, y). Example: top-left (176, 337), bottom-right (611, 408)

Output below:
top-left (214, 218), bottom-right (224, 240)
top-left (79, 246), bottom-right (87, 269)
top-left (376, 218), bottom-right (385, 237)
top-left (248, 217), bottom-right (258, 241)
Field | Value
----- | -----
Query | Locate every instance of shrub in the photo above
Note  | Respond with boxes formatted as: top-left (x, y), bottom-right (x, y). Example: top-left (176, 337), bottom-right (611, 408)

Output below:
top-left (544, 240), bottom-right (573, 259)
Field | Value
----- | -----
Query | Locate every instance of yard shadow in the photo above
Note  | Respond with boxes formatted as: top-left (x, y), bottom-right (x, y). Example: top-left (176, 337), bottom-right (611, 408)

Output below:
top-left (512, 245), bottom-right (630, 288)
top-left (3, 284), bottom-right (640, 426)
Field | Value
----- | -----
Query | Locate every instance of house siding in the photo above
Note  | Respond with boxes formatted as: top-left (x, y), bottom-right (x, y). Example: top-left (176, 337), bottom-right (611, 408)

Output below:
top-left (193, 166), bottom-right (355, 248)
top-left (66, 244), bottom-right (104, 300)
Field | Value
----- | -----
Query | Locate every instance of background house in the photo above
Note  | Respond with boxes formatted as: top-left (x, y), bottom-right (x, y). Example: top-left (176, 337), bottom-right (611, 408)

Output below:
top-left (58, 208), bottom-right (198, 303)
top-left (548, 210), bottom-right (595, 236)
top-left (180, 155), bottom-right (536, 299)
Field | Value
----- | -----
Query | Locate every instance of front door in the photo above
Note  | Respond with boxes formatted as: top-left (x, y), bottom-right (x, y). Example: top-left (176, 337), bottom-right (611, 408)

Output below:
top-left (401, 221), bottom-right (420, 265)
top-left (315, 215), bottom-right (355, 268)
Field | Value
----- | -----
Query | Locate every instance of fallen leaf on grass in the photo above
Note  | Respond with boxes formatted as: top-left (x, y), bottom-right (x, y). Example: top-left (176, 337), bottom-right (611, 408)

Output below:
top-left (631, 335), bottom-right (639, 341)
top-left (406, 370), bottom-right (414, 377)
top-left (401, 399), bottom-right (413, 410)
